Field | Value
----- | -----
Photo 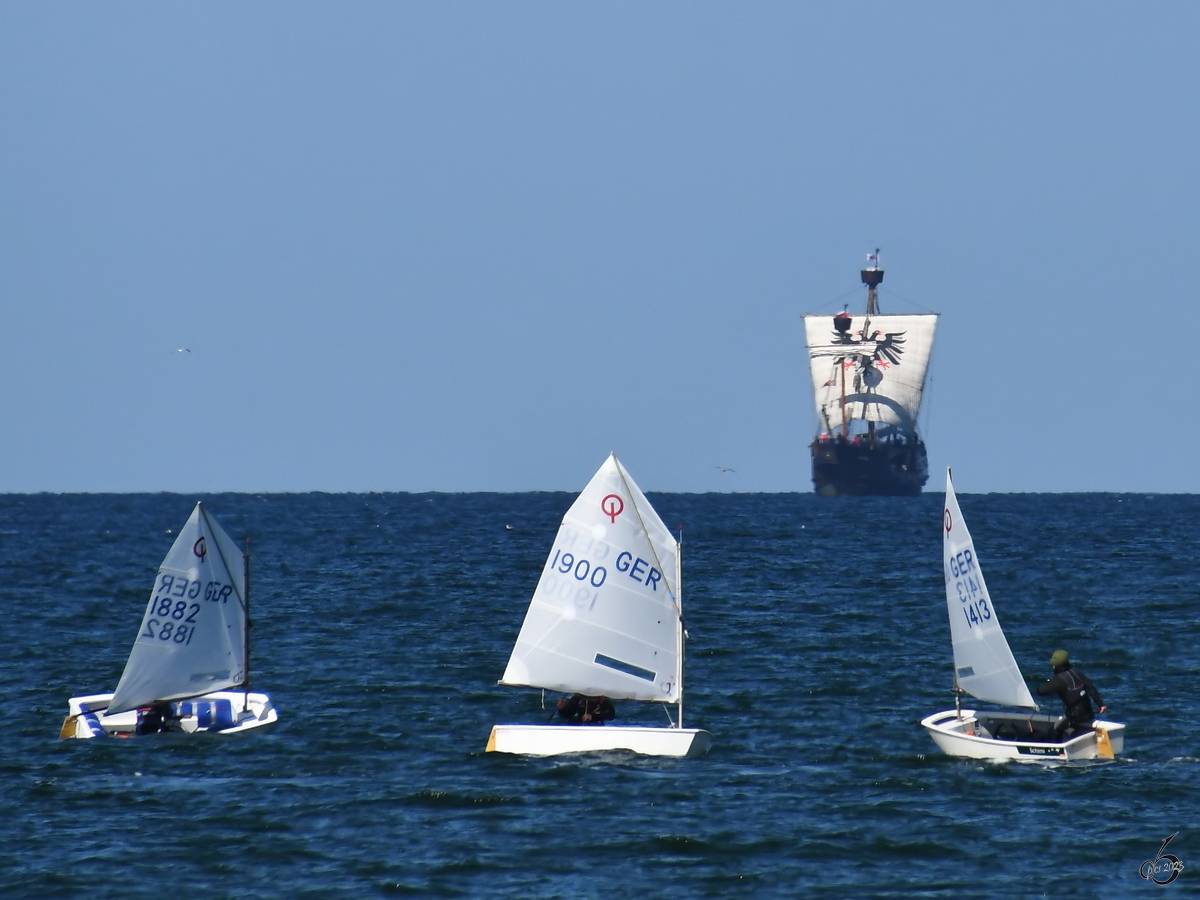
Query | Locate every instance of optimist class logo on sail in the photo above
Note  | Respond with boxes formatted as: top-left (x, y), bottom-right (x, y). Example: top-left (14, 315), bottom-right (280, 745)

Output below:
top-left (602, 494), bottom-right (624, 523)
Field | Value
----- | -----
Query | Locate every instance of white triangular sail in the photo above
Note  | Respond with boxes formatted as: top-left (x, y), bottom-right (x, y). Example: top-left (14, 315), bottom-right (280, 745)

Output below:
top-left (943, 471), bottom-right (1036, 709)
top-left (501, 454), bottom-right (681, 702)
top-left (804, 313), bottom-right (937, 434)
top-left (108, 503), bottom-right (248, 714)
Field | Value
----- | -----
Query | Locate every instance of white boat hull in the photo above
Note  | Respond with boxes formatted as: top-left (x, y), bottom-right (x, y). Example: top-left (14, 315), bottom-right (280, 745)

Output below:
top-left (921, 708), bottom-right (1125, 762)
top-left (61, 690), bottom-right (278, 739)
top-left (486, 724), bottom-right (712, 758)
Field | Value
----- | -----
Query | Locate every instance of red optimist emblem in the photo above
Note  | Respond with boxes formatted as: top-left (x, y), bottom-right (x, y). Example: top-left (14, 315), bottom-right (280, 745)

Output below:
top-left (193, 537), bottom-right (207, 560)
top-left (944, 509), bottom-right (952, 534)
top-left (601, 494), bottom-right (625, 524)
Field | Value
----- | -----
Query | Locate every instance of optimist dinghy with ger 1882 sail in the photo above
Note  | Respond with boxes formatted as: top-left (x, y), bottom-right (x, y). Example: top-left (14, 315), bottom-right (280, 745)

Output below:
top-left (486, 453), bottom-right (712, 758)
top-left (60, 502), bottom-right (278, 739)
top-left (920, 470), bottom-right (1124, 762)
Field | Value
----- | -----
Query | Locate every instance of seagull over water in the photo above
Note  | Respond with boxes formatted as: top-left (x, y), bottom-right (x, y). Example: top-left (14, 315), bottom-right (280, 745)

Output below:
top-left (716, 466), bottom-right (736, 474)
top-left (176, 348), bottom-right (191, 353)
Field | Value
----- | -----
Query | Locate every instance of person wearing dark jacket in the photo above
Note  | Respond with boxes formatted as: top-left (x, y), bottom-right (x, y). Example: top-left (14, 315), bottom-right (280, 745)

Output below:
top-left (135, 702), bottom-right (179, 735)
top-left (556, 694), bottom-right (616, 725)
top-left (1037, 649), bottom-right (1106, 741)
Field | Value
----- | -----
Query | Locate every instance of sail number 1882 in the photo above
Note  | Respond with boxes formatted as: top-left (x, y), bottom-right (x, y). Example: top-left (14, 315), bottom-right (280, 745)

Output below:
top-left (141, 594), bottom-right (200, 645)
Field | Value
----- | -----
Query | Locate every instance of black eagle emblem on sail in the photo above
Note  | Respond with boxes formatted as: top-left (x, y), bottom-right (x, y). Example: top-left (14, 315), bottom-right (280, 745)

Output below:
top-left (830, 325), bottom-right (907, 364)
top-left (829, 321), bottom-right (907, 389)
top-left (867, 330), bottom-right (906, 366)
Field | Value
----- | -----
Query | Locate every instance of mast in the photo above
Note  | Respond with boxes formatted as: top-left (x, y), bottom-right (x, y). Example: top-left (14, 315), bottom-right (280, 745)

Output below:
top-left (243, 537), bottom-right (251, 714)
top-left (949, 467), bottom-right (959, 721)
top-left (859, 250), bottom-right (883, 443)
top-left (862, 248), bottom-right (883, 316)
top-left (675, 530), bottom-right (683, 729)
top-left (831, 306), bottom-right (853, 441)
top-left (839, 359), bottom-right (848, 439)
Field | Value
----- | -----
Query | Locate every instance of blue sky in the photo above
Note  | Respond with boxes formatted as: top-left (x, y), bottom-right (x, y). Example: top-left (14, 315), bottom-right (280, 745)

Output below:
top-left (2, 4), bottom-right (1196, 493)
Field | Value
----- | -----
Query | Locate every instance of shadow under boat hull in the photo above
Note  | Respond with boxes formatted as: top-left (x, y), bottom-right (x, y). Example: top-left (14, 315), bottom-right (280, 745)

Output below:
top-left (811, 436), bottom-right (929, 496)
top-left (485, 724), bottom-right (712, 757)
top-left (921, 708), bottom-right (1125, 762)
top-left (61, 690), bottom-right (278, 739)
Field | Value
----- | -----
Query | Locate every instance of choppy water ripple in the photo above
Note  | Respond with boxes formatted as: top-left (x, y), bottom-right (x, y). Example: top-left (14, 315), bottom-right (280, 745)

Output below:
top-left (0, 491), bottom-right (1196, 897)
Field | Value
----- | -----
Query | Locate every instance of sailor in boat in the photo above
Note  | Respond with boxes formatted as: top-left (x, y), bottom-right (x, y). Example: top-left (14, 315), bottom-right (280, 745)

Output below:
top-left (556, 694), bottom-right (616, 725)
top-left (1037, 649), bottom-right (1107, 741)
top-left (134, 702), bottom-right (180, 735)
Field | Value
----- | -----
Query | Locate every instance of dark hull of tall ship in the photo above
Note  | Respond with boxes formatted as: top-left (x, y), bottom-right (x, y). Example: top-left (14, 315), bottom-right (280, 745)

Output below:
top-left (810, 436), bottom-right (929, 497)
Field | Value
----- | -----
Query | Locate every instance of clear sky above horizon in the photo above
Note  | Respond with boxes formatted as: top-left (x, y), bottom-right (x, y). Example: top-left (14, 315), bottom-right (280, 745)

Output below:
top-left (3, 3), bottom-right (1197, 494)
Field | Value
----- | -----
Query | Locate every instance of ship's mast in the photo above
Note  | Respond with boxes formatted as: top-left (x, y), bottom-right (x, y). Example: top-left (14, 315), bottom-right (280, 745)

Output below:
top-left (833, 306), bottom-right (853, 440)
top-left (861, 250), bottom-right (883, 444)
top-left (839, 357), bottom-right (848, 439)
top-left (861, 248), bottom-right (883, 316)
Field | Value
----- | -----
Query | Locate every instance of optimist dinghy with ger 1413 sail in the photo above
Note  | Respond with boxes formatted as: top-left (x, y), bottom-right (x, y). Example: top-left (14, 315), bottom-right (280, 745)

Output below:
top-left (60, 502), bottom-right (278, 739)
top-left (920, 470), bottom-right (1124, 762)
top-left (486, 454), bottom-right (712, 758)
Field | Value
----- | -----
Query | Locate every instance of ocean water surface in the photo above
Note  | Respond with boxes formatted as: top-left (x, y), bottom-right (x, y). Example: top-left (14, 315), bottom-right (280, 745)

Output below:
top-left (1, 491), bottom-right (1196, 898)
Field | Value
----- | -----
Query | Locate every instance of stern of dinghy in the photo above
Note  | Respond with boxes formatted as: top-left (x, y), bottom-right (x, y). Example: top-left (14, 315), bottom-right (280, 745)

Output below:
top-left (60, 695), bottom-right (117, 739)
top-left (684, 729), bottom-right (714, 758)
top-left (59, 714), bottom-right (106, 740)
top-left (1093, 720), bottom-right (1124, 756)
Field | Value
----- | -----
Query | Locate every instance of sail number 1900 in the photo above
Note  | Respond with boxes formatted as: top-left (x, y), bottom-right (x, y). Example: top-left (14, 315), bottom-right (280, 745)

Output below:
top-left (549, 550), bottom-right (608, 588)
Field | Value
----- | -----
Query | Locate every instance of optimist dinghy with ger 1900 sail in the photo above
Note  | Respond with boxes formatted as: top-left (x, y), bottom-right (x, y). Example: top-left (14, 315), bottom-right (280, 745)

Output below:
top-left (486, 453), bottom-right (712, 758)
top-left (920, 470), bottom-right (1124, 762)
top-left (60, 502), bottom-right (278, 739)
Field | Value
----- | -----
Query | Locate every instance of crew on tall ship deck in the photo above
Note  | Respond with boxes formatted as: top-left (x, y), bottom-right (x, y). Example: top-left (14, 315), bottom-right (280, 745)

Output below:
top-left (1037, 649), bottom-right (1106, 740)
top-left (557, 694), bottom-right (616, 725)
top-left (818, 433), bottom-right (910, 446)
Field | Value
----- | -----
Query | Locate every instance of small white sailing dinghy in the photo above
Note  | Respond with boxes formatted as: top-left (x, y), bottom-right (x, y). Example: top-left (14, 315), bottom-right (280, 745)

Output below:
top-left (921, 470), bottom-right (1124, 762)
top-left (486, 454), bottom-right (712, 758)
top-left (60, 502), bottom-right (278, 739)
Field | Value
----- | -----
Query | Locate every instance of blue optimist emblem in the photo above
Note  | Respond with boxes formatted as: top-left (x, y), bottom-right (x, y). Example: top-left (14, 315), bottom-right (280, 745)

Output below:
top-left (1140, 832), bottom-right (1184, 885)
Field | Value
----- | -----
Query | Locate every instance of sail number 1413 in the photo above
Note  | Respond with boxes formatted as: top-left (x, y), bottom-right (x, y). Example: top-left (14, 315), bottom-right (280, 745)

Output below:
top-left (949, 548), bottom-right (992, 628)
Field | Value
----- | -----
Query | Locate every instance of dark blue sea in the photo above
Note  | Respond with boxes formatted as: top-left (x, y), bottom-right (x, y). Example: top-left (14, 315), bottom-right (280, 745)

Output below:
top-left (2, 492), bottom-right (1196, 898)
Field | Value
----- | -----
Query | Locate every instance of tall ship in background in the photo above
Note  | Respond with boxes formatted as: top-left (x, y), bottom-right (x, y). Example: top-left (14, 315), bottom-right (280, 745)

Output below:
top-left (803, 253), bottom-right (938, 496)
